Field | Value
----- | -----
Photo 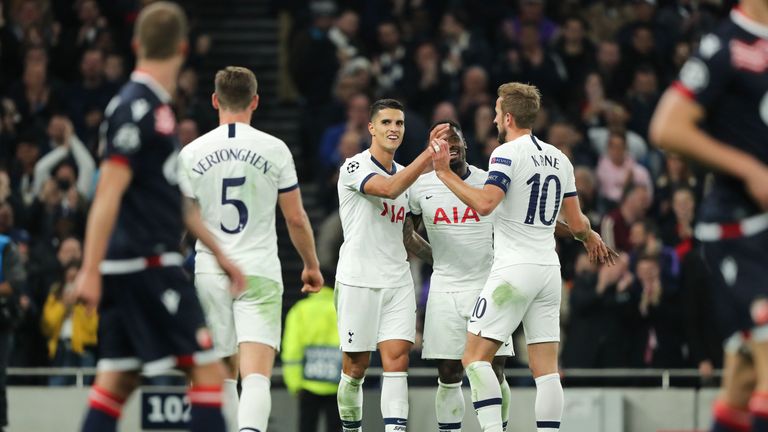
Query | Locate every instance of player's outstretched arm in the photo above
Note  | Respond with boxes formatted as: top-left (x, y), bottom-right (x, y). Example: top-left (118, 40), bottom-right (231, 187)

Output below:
top-left (278, 188), bottom-right (323, 293)
top-left (650, 88), bottom-right (768, 209)
top-left (561, 195), bottom-right (613, 265)
top-left (75, 161), bottom-right (132, 310)
top-left (183, 197), bottom-right (246, 296)
top-left (362, 124), bottom-right (450, 199)
top-left (431, 140), bottom-right (504, 216)
top-left (403, 214), bottom-right (432, 265)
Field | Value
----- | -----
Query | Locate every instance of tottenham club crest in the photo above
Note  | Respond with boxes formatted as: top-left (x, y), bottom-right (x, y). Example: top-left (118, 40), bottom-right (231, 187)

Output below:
top-left (346, 161), bottom-right (360, 173)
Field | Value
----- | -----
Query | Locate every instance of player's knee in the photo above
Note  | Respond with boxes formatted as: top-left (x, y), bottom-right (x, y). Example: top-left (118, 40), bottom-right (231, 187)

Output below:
top-left (343, 353), bottom-right (370, 379)
top-left (437, 360), bottom-right (464, 384)
top-left (382, 350), bottom-right (409, 372)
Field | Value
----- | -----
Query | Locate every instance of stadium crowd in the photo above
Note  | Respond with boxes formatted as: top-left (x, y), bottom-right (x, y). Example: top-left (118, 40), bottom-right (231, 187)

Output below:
top-left (0, 0), bottom-right (736, 399)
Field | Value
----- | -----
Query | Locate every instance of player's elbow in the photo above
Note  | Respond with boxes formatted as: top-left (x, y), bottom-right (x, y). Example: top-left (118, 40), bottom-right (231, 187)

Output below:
top-left (285, 211), bottom-right (308, 229)
top-left (476, 203), bottom-right (494, 217)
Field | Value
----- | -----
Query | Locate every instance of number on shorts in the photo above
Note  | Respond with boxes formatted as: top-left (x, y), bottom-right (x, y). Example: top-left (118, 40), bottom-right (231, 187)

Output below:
top-left (472, 297), bottom-right (488, 319)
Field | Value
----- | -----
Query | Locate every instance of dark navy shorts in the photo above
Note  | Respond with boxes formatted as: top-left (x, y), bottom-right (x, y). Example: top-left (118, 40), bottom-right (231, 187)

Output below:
top-left (97, 262), bottom-right (217, 375)
top-left (701, 228), bottom-right (768, 339)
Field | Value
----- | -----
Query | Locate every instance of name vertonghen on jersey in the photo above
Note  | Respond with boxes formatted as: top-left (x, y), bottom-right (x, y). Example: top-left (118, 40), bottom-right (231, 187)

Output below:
top-left (191, 148), bottom-right (274, 176)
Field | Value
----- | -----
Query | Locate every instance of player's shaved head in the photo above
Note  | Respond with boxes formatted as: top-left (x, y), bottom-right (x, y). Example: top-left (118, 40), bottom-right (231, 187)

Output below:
top-left (497, 82), bottom-right (541, 129)
top-left (134, 1), bottom-right (188, 60)
top-left (369, 98), bottom-right (404, 121)
top-left (215, 66), bottom-right (258, 111)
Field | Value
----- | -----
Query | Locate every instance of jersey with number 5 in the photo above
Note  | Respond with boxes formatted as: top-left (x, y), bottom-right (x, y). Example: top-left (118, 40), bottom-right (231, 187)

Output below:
top-left (178, 122), bottom-right (298, 283)
top-left (485, 134), bottom-right (576, 267)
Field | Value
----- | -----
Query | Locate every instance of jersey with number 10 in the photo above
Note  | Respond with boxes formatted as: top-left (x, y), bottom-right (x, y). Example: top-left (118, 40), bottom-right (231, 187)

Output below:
top-left (178, 122), bottom-right (298, 283)
top-left (485, 134), bottom-right (576, 267)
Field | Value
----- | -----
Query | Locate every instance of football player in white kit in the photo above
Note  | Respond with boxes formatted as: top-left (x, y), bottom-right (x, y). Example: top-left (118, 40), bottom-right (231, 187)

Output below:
top-left (430, 83), bottom-right (613, 432)
top-left (178, 67), bottom-right (323, 432)
top-left (335, 98), bottom-right (448, 432)
top-left (409, 120), bottom-right (515, 432)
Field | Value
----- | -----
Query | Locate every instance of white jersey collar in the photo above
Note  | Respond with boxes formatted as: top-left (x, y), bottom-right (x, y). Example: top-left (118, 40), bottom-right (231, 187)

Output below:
top-left (130, 70), bottom-right (172, 104)
top-left (731, 7), bottom-right (768, 39)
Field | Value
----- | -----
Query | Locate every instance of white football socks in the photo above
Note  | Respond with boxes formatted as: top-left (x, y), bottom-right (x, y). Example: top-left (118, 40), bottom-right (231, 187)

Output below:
top-left (436, 379), bottom-right (465, 431)
top-left (534, 373), bottom-right (563, 431)
top-left (381, 372), bottom-right (409, 431)
top-left (466, 361), bottom-right (503, 432)
top-left (238, 373), bottom-right (270, 431)
top-left (338, 372), bottom-right (364, 431)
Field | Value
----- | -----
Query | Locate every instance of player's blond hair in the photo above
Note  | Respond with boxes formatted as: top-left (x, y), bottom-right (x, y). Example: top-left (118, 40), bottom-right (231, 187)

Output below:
top-left (215, 66), bottom-right (258, 111)
top-left (497, 82), bottom-right (541, 129)
top-left (134, 1), bottom-right (188, 60)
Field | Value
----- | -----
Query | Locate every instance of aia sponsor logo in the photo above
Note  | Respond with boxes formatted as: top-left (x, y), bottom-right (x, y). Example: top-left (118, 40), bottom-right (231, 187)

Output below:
top-left (433, 206), bottom-right (481, 224)
top-left (154, 104), bottom-right (176, 135)
top-left (380, 202), bottom-right (406, 223)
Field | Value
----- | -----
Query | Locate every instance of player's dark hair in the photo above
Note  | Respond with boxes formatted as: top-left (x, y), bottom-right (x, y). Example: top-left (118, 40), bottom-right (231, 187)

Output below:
top-left (134, 1), bottom-right (188, 60)
top-left (215, 66), bottom-right (258, 111)
top-left (369, 98), bottom-right (404, 121)
top-left (429, 119), bottom-right (462, 134)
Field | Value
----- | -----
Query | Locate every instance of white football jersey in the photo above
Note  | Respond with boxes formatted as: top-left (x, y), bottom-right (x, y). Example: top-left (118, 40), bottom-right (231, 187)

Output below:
top-left (178, 122), bottom-right (298, 283)
top-left (409, 166), bottom-right (494, 292)
top-left (336, 149), bottom-right (412, 289)
top-left (486, 134), bottom-right (576, 267)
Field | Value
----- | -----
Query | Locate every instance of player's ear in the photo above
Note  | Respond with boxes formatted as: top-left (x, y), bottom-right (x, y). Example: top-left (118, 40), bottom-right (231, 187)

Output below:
top-left (179, 39), bottom-right (190, 57)
top-left (131, 38), bottom-right (139, 56)
top-left (368, 121), bottom-right (375, 136)
top-left (249, 94), bottom-right (259, 112)
top-left (211, 93), bottom-right (219, 110)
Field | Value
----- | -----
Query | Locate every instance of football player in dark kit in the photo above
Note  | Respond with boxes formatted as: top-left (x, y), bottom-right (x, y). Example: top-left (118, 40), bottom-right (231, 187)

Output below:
top-left (74, 3), bottom-right (244, 432)
top-left (651, 1), bottom-right (768, 431)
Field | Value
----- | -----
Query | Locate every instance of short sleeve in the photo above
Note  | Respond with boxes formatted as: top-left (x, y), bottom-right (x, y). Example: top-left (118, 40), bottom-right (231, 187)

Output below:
top-left (672, 32), bottom-right (731, 108)
top-left (339, 157), bottom-right (377, 194)
top-left (278, 147), bottom-right (299, 193)
top-left (485, 147), bottom-right (514, 193)
top-left (177, 149), bottom-right (195, 198)
top-left (102, 102), bottom-right (144, 167)
top-left (408, 184), bottom-right (422, 216)
top-left (563, 158), bottom-right (577, 198)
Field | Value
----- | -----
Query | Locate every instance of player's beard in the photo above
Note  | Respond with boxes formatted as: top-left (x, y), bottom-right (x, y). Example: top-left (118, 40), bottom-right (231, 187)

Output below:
top-left (497, 124), bottom-right (507, 144)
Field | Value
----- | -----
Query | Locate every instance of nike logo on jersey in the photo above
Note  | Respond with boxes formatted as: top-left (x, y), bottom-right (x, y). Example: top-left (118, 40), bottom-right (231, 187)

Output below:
top-left (425, 195), bottom-right (433, 200)
top-left (504, 341), bottom-right (510, 347)
top-left (469, 319), bottom-right (478, 323)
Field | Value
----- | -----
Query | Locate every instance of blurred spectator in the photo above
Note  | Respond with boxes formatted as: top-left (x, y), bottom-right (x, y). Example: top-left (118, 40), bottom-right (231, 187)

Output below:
top-left (581, 0), bottom-right (634, 42)
top-left (661, 188), bottom-right (696, 257)
top-left (430, 101), bottom-right (459, 126)
top-left (635, 252), bottom-right (685, 368)
top-left (600, 183), bottom-right (651, 252)
top-left (318, 93), bottom-right (370, 173)
top-left (290, 1), bottom-right (339, 106)
top-left (41, 260), bottom-right (97, 386)
top-left (103, 53), bottom-right (127, 86)
top-left (68, 48), bottom-right (117, 146)
top-left (404, 41), bottom-right (449, 121)
top-left (505, 0), bottom-right (559, 45)
top-left (547, 120), bottom-right (595, 167)
top-left (615, 23), bottom-right (668, 94)
top-left (328, 9), bottom-right (364, 66)
top-left (493, 22), bottom-right (567, 105)
top-left (178, 118), bottom-right (200, 147)
top-left (554, 15), bottom-right (596, 108)
top-left (26, 163), bottom-right (88, 243)
top-left (370, 20), bottom-right (407, 98)
top-left (8, 134), bottom-right (40, 207)
top-left (74, 0), bottom-right (107, 50)
top-left (562, 252), bottom-right (641, 368)
top-left (457, 66), bottom-right (492, 128)
top-left (654, 153), bottom-right (699, 220)
top-left (33, 115), bottom-right (95, 198)
top-left (282, 278), bottom-right (341, 432)
top-left (439, 9), bottom-right (491, 81)
top-left (175, 67), bottom-right (215, 133)
top-left (594, 40), bottom-right (623, 99)
top-left (626, 66), bottom-right (660, 140)
top-left (7, 58), bottom-right (65, 135)
top-left (0, 231), bottom-right (24, 428)
top-left (0, 99), bottom-right (21, 168)
top-left (595, 130), bottom-right (652, 207)
top-left (580, 72), bottom-right (609, 127)
top-left (588, 101), bottom-right (649, 161)
top-left (574, 166), bottom-right (601, 228)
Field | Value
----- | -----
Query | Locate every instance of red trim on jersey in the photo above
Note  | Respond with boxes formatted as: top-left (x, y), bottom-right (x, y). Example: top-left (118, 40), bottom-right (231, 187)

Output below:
top-left (671, 81), bottom-right (695, 100)
top-left (750, 392), bottom-right (768, 419)
top-left (88, 386), bottom-right (125, 418)
top-left (145, 255), bottom-right (162, 267)
top-left (108, 155), bottom-right (130, 166)
top-left (720, 222), bottom-right (743, 239)
top-left (713, 400), bottom-right (751, 431)
top-left (188, 386), bottom-right (223, 407)
top-left (176, 354), bottom-right (195, 368)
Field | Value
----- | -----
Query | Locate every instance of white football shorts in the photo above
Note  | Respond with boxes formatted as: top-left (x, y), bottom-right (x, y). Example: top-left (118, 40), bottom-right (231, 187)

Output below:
top-left (467, 264), bottom-right (561, 345)
top-left (335, 281), bottom-right (416, 352)
top-left (195, 273), bottom-right (283, 357)
top-left (423, 289), bottom-right (515, 360)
